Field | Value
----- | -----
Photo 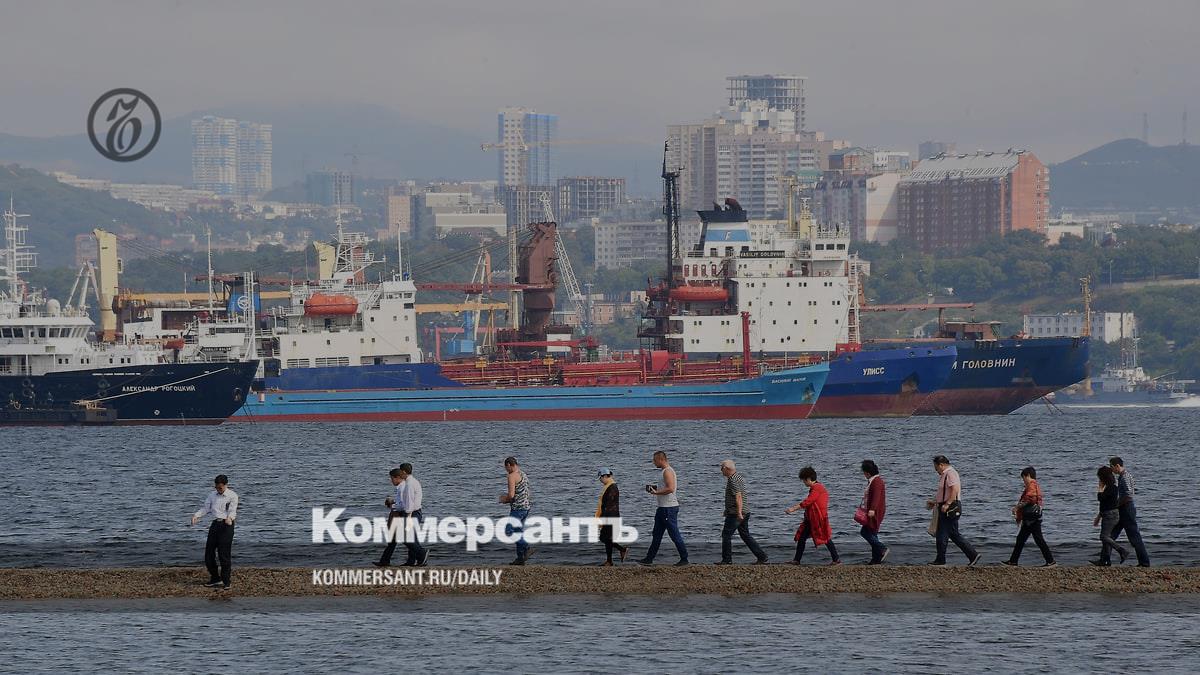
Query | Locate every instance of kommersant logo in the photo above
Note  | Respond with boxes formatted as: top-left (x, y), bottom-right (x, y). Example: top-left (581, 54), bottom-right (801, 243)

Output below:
top-left (312, 508), bottom-right (637, 550)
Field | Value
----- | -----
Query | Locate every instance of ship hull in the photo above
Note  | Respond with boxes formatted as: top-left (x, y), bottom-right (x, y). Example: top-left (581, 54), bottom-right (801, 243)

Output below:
top-left (0, 361), bottom-right (259, 425)
top-left (1052, 390), bottom-right (1197, 406)
top-left (810, 346), bottom-right (957, 418)
top-left (910, 337), bottom-right (1089, 415)
top-left (233, 363), bottom-right (829, 423)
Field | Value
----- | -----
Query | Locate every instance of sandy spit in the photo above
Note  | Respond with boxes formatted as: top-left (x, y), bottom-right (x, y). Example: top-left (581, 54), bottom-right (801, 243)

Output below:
top-left (2, 565), bottom-right (1198, 600)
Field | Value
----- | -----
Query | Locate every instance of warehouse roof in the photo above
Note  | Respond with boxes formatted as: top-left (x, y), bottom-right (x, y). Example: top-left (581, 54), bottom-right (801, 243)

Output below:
top-left (903, 149), bottom-right (1027, 183)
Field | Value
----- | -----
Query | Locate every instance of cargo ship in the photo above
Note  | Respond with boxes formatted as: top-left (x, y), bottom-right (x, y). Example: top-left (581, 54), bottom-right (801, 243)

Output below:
top-left (902, 319), bottom-right (1090, 415)
top-left (0, 202), bottom-right (258, 425)
top-left (638, 185), bottom-right (956, 418)
top-left (209, 211), bottom-right (830, 422)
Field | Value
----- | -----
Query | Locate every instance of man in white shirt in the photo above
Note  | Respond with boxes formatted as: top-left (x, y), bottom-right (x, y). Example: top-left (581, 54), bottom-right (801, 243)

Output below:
top-left (375, 463), bottom-right (428, 567)
top-left (190, 474), bottom-right (239, 589)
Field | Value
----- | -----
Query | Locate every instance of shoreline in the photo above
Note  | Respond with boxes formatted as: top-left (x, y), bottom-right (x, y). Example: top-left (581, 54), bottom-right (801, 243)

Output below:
top-left (3, 565), bottom-right (1199, 600)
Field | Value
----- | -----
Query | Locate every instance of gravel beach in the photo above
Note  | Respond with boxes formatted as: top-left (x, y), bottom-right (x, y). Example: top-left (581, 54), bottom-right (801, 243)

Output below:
top-left (3, 565), bottom-right (1198, 600)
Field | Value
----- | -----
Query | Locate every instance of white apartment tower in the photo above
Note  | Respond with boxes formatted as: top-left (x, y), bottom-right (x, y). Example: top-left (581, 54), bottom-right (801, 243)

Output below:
top-left (726, 74), bottom-right (807, 131)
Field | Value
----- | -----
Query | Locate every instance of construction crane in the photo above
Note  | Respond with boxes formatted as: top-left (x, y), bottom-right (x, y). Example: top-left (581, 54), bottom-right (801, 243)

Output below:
top-left (540, 194), bottom-right (590, 334)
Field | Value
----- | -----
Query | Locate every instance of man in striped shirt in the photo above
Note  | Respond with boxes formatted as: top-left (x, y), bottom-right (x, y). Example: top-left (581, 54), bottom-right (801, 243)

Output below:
top-left (1109, 457), bottom-right (1150, 567)
top-left (717, 459), bottom-right (767, 565)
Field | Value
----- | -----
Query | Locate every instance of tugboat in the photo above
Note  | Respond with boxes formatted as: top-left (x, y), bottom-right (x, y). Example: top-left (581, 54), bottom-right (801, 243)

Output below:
top-left (1052, 338), bottom-right (1195, 406)
top-left (0, 201), bottom-right (257, 425)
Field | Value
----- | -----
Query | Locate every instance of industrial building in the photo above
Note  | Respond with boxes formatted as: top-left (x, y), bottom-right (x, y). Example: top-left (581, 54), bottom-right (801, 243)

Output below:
top-left (411, 190), bottom-right (506, 239)
top-left (897, 149), bottom-right (1049, 253)
top-left (1023, 312), bottom-right (1136, 343)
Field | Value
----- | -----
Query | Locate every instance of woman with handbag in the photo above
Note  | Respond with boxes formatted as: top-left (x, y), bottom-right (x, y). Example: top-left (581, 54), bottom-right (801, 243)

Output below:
top-left (784, 466), bottom-right (841, 565)
top-left (856, 460), bottom-right (888, 564)
top-left (1002, 466), bottom-right (1056, 567)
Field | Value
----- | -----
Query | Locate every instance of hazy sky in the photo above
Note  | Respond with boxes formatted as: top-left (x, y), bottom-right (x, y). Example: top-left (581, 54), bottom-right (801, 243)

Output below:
top-left (3, 0), bottom-right (1198, 162)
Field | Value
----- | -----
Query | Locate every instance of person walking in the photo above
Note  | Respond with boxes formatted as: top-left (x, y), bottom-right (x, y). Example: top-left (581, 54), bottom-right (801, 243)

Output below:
top-left (1003, 466), bottom-right (1056, 567)
top-left (499, 456), bottom-right (533, 565)
top-left (1093, 465), bottom-right (1129, 566)
top-left (190, 474), bottom-right (239, 590)
top-left (595, 468), bottom-right (629, 566)
top-left (376, 464), bottom-right (428, 567)
top-left (785, 466), bottom-right (840, 565)
top-left (1109, 457), bottom-right (1151, 567)
top-left (717, 460), bottom-right (768, 565)
top-left (856, 460), bottom-right (888, 564)
top-left (637, 451), bottom-right (689, 566)
top-left (926, 455), bottom-right (981, 566)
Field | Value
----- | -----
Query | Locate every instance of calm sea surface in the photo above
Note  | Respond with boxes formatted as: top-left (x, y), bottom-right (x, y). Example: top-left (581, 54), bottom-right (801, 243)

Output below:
top-left (2, 406), bottom-right (1199, 672)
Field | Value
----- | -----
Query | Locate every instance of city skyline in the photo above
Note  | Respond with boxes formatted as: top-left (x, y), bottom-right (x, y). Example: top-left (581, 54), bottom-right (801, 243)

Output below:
top-left (0, 1), bottom-right (1197, 165)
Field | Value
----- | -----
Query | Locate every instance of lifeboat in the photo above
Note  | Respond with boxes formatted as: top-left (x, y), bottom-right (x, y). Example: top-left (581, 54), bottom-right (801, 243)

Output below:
top-left (668, 286), bottom-right (729, 302)
top-left (304, 293), bottom-right (359, 316)
top-left (164, 338), bottom-right (186, 350)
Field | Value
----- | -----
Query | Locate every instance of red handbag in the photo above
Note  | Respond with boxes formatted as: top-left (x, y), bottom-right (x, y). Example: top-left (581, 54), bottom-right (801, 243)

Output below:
top-left (853, 506), bottom-right (870, 526)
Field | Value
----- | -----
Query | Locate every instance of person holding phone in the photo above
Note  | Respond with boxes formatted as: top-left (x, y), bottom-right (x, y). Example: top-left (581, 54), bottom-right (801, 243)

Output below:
top-left (636, 451), bottom-right (688, 566)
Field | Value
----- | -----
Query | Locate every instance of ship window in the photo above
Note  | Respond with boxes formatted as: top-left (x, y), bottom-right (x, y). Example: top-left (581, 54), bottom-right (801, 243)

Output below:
top-left (372, 338), bottom-right (376, 343)
top-left (772, 320), bottom-right (777, 325)
top-left (787, 301), bottom-right (792, 306)
top-left (393, 316), bottom-right (397, 321)
top-left (813, 319), bottom-right (818, 324)
top-left (370, 317), bottom-right (375, 322)
top-left (794, 320), bottom-right (798, 325)
top-left (13, 328), bottom-right (22, 338)
top-left (360, 339), bottom-right (365, 344)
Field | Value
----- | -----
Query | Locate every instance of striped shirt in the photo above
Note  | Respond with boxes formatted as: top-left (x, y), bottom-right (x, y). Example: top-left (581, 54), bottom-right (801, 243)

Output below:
top-left (724, 472), bottom-right (748, 516)
top-left (1117, 471), bottom-right (1136, 504)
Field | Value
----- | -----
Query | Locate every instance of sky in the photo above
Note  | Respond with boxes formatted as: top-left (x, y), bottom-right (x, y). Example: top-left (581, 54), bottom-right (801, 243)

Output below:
top-left (2, 0), bottom-right (1198, 163)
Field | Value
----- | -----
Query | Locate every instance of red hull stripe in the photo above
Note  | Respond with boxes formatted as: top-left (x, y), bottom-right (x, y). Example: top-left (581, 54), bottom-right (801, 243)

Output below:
top-left (230, 403), bottom-right (816, 423)
top-left (915, 386), bottom-right (1057, 416)
top-left (810, 393), bottom-right (931, 418)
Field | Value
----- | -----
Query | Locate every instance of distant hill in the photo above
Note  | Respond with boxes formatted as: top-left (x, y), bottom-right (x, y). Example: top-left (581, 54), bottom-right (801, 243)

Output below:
top-left (0, 164), bottom-right (172, 267)
top-left (0, 102), bottom-right (658, 191)
top-left (1050, 138), bottom-right (1200, 211)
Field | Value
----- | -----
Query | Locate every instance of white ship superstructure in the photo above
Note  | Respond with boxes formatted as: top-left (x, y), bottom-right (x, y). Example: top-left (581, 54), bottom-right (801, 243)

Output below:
top-left (647, 198), bottom-right (861, 356)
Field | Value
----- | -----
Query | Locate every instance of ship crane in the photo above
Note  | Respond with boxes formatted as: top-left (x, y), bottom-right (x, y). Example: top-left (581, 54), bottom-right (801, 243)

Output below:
top-left (538, 194), bottom-right (590, 335)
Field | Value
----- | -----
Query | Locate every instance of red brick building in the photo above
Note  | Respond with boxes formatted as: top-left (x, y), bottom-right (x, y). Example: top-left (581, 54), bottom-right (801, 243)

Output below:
top-left (897, 150), bottom-right (1048, 253)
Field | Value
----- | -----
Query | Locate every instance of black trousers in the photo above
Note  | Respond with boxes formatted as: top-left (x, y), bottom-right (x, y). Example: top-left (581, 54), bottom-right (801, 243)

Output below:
top-left (1009, 519), bottom-right (1054, 564)
top-left (380, 510), bottom-right (426, 565)
top-left (600, 524), bottom-right (627, 562)
top-left (205, 520), bottom-right (234, 585)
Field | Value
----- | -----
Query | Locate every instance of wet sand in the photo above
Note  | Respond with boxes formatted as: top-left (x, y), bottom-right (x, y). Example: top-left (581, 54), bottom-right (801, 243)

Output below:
top-left (3, 565), bottom-right (1199, 600)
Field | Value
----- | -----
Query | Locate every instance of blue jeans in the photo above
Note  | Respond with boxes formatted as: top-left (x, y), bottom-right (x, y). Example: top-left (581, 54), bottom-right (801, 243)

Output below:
top-left (860, 525), bottom-right (885, 563)
top-left (644, 506), bottom-right (687, 563)
top-left (935, 512), bottom-right (977, 563)
top-left (1111, 504), bottom-right (1150, 566)
top-left (508, 508), bottom-right (530, 558)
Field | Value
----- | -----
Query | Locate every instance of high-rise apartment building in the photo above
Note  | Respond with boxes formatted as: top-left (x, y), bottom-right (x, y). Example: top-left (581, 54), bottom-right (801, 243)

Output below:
top-left (897, 149), bottom-right (1049, 253)
top-left (669, 100), bottom-right (846, 218)
top-left (497, 107), bottom-right (557, 186)
top-left (191, 116), bottom-right (272, 199)
top-left (726, 74), bottom-right (807, 130)
top-left (191, 116), bottom-right (239, 197)
top-left (813, 173), bottom-right (903, 243)
top-left (236, 121), bottom-right (272, 198)
top-left (556, 177), bottom-right (626, 223)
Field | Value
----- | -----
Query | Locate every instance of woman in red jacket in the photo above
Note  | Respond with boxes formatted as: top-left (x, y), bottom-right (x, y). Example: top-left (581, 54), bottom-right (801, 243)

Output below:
top-left (784, 466), bottom-right (841, 565)
top-left (857, 460), bottom-right (888, 564)
top-left (1003, 466), bottom-right (1056, 567)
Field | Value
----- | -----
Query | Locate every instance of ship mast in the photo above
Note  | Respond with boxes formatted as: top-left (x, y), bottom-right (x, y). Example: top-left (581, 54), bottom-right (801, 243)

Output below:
top-left (661, 142), bottom-right (681, 287)
top-left (1, 197), bottom-right (34, 301)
